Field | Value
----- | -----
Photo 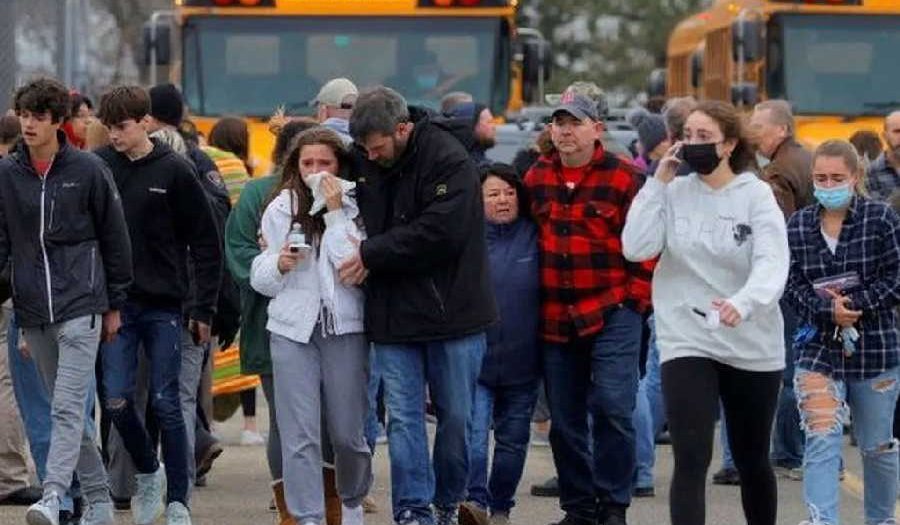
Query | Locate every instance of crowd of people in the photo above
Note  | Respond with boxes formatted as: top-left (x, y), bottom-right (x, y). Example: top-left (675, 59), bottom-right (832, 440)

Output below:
top-left (0, 71), bottom-right (898, 525)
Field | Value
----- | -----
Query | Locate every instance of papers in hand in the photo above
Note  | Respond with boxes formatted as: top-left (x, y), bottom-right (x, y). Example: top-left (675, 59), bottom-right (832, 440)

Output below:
top-left (812, 271), bottom-right (860, 300)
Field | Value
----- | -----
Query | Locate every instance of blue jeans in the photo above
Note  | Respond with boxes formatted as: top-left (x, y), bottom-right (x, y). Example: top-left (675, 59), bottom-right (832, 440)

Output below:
top-left (376, 332), bottom-right (485, 525)
top-left (797, 367), bottom-right (900, 525)
top-left (721, 404), bottom-right (735, 470)
top-left (634, 315), bottom-right (664, 489)
top-left (7, 314), bottom-right (95, 512)
top-left (772, 301), bottom-right (804, 468)
top-left (466, 381), bottom-right (538, 514)
top-left (544, 306), bottom-right (642, 519)
top-left (100, 303), bottom-right (188, 505)
top-left (365, 344), bottom-right (383, 453)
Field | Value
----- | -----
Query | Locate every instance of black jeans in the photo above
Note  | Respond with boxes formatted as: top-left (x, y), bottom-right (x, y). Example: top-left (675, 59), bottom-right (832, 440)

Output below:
top-left (662, 357), bottom-right (781, 525)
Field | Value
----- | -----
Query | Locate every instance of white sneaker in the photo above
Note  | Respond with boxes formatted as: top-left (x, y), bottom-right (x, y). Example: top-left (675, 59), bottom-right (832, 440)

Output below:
top-left (166, 502), bottom-right (192, 525)
top-left (342, 503), bottom-right (365, 525)
top-left (133, 466), bottom-right (166, 525)
top-left (240, 429), bottom-right (266, 446)
top-left (26, 491), bottom-right (60, 525)
top-left (79, 500), bottom-right (114, 525)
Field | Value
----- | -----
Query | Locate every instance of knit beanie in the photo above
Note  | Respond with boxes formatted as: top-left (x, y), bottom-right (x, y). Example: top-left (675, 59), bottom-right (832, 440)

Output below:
top-left (448, 102), bottom-right (488, 130)
top-left (149, 83), bottom-right (185, 127)
top-left (627, 107), bottom-right (667, 154)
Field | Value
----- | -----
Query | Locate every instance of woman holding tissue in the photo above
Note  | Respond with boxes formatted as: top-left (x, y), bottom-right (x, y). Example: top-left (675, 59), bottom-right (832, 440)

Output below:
top-left (622, 100), bottom-right (790, 525)
top-left (251, 127), bottom-right (371, 525)
top-left (783, 140), bottom-right (900, 525)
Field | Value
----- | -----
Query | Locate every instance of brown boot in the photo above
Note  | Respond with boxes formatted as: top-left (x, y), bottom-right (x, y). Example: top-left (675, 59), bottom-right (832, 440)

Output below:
top-left (272, 479), bottom-right (297, 525)
top-left (324, 466), bottom-right (342, 525)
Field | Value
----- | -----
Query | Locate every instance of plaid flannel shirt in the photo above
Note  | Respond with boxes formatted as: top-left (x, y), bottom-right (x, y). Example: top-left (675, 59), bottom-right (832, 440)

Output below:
top-left (865, 153), bottom-right (900, 203)
top-left (784, 197), bottom-right (900, 380)
top-left (524, 145), bottom-right (653, 343)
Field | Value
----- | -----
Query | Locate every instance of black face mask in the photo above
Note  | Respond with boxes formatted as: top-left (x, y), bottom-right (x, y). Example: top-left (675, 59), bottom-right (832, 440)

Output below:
top-left (682, 142), bottom-right (722, 175)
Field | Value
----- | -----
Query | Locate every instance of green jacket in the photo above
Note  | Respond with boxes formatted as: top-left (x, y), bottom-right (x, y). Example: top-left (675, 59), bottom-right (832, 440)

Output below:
top-left (224, 175), bottom-right (278, 375)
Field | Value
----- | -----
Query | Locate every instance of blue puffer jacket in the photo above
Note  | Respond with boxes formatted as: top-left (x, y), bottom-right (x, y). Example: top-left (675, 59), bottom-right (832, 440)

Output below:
top-left (479, 217), bottom-right (541, 387)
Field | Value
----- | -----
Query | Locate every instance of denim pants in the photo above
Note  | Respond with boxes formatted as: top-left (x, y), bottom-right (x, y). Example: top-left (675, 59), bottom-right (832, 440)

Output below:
top-left (634, 315), bottom-right (664, 489)
top-left (772, 300), bottom-right (804, 468)
top-left (544, 306), bottom-right (642, 519)
top-left (796, 367), bottom-right (900, 525)
top-left (365, 344), bottom-right (383, 453)
top-left (376, 332), bottom-right (486, 525)
top-left (22, 315), bottom-right (110, 505)
top-left (100, 303), bottom-right (188, 505)
top-left (466, 381), bottom-right (538, 514)
top-left (8, 312), bottom-right (95, 512)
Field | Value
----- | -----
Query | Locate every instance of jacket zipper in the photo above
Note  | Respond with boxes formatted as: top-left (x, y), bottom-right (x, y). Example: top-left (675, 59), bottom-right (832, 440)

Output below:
top-left (48, 199), bottom-right (55, 231)
top-left (89, 247), bottom-right (96, 289)
top-left (39, 158), bottom-right (56, 323)
top-left (429, 279), bottom-right (446, 315)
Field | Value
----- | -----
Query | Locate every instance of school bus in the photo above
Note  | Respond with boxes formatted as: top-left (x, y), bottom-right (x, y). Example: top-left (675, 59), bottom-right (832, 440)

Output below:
top-left (145, 0), bottom-right (550, 175)
top-left (656, 0), bottom-right (900, 146)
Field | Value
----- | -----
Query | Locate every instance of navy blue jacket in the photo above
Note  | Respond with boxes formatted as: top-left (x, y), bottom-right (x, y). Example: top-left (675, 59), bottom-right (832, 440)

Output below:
top-left (479, 217), bottom-right (541, 387)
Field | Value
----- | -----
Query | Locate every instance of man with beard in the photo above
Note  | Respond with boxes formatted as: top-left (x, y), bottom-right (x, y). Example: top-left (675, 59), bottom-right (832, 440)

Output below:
top-left (445, 102), bottom-right (497, 168)
top-left (867, 110), bottom-right (900, 202)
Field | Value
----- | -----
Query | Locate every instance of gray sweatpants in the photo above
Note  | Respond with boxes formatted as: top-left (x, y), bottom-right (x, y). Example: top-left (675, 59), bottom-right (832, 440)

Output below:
top-left (271, 330), bottom-right (371, 523)
top-left (23, 315), bottom-right (109, 503)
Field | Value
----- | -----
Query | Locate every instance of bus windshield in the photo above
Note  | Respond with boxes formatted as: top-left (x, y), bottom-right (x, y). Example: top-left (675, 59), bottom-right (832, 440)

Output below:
top-left (182, 16), bottom-right (507, 118)
top-left (767, 14), bottom-right (900, 116)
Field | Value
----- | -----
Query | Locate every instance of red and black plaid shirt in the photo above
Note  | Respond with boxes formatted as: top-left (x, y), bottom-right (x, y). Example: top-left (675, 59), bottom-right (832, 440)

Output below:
top-left (524, 145), bottom-right (653, 343)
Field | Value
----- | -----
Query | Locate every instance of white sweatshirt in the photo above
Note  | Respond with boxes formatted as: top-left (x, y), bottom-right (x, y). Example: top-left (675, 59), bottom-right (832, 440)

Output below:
top-left (250, 189), bottom-right (365, 344)
top-left (622, 172), bottom-right (789, 372)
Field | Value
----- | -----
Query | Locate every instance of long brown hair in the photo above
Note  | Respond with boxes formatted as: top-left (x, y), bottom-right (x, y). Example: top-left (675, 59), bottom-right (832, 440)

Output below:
top-left (690, 100), bottom-right (755, 174)
top-left (265, 127), bottom-right (351, 246)
top-left (209, 117), bottom-right (251, 173)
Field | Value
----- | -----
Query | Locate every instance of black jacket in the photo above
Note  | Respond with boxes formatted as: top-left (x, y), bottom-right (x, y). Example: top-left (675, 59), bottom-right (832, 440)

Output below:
top-left (184, 144), bottom-right (241, 344)
top-left (0, 133), bottom-right (133, 327)
top-left (354, 107), bottom-right (497, 343)
top-left (96, 140), bottom-right (222, 323)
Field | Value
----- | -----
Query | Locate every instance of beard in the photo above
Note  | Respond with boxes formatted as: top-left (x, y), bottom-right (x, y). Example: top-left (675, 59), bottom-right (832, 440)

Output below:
top-left (477, 135), bottom-right (496, 150)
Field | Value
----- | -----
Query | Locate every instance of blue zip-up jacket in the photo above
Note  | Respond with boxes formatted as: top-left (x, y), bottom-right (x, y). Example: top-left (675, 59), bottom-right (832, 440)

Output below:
top-left (479, 217), bottom-right (541, 387)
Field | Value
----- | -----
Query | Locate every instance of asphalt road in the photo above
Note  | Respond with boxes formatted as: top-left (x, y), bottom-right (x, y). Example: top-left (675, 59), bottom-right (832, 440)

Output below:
top-left (0, 389), bottom-right (876, 524)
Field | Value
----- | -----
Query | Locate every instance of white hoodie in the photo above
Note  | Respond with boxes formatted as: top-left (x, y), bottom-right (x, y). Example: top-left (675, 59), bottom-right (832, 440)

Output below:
top-left (250, 189), bottom-right (365, 344)
top-left (622, 172), bottom-right (789, 372)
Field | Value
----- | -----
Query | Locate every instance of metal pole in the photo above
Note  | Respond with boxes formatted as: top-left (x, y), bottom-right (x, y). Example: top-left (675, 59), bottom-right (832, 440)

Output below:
top-left (63, 0), bottom-right (74, 86)
top-left (0, 0), bottom-right (16, 112)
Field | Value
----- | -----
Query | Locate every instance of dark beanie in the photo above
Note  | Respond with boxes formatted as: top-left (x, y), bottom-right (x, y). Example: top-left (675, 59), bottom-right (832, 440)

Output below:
top-left (149, 83), bottom-right (185, 127)
top-left (449, 102), bottom-right (488, 130)
top-left (627, 107), bottom-right (667, 154)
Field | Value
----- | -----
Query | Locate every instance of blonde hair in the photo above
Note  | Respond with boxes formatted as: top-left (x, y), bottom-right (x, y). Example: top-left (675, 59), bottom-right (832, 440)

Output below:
top-left (151, 127), bottom-right (187, 158)
top-left (84, 119), bottom-right (110, 150)
top-left (812, 139), bottom-right (868, 196)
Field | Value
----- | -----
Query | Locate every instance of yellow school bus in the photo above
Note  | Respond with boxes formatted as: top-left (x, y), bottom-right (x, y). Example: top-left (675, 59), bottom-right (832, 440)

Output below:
top-left (147, 0), bottom-right (548, 174)
top-left (658, 0), bottom-right (900, 146)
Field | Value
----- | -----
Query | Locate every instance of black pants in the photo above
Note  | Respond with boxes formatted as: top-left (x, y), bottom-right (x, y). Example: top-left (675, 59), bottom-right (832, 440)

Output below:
top-left (662, 357), bottom-right (781, 525)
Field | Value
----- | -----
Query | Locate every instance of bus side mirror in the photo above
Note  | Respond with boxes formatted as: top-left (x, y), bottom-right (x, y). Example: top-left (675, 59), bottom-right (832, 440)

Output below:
top-left (731, 83), bottom-right (759, 107)
top-left (647, 68), bottom-right (666, 98)
top-left (143, 18), bottom-right (172, 67)
top-left (732, 18), bottom-right (764, 62)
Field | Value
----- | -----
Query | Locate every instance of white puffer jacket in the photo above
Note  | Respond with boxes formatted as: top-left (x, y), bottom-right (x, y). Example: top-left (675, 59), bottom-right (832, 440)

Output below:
top-left (250, 189), bottom-right (365, 344)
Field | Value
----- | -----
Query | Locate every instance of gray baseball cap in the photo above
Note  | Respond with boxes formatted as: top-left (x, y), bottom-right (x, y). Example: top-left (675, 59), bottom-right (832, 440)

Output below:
top-left (552, 90), bottom-right (599, 121)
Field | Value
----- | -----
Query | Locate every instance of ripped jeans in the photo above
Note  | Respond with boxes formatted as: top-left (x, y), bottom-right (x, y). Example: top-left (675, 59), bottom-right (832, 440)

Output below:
top-left (795, 367), bottom-right (900, 525)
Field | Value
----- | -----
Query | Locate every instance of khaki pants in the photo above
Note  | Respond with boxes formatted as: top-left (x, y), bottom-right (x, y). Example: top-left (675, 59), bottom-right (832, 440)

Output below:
top-left (0, 307), bottom-right (32, 499)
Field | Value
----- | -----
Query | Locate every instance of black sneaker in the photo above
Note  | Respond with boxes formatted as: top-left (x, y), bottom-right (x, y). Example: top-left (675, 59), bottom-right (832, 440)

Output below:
top-left (0, 485), bottom-right (42, 505)
top-left (549, 514), bottom-right (595, 525)
top-left (113, 496), bottom-right (131, 512)
top-left (601, 506), bottom-right (627, 525)
top-left (712, 467), bottom-right (740, 486)
top-left (531, 476), bottom-right (560, 498)
top-left (59, 510), bottom-right (78, 525)
top-left (632, 486), bottom-right (655, 498)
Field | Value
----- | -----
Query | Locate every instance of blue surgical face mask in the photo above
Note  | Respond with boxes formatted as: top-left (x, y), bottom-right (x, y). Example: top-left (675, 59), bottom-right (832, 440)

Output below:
top-left (814, 183), bottom-right (853, 210)
top-left (415, 74), bottom-right (439, 91)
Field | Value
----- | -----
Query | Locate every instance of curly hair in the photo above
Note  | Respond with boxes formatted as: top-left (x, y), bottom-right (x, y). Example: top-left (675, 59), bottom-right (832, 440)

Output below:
top-left (13, 78), bottom-right (70, 123)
